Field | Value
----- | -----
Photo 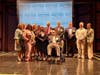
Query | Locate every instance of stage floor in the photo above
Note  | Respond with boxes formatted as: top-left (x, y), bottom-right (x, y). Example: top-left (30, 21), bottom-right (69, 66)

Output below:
top-left (0, 52), bottom-right (100, 75)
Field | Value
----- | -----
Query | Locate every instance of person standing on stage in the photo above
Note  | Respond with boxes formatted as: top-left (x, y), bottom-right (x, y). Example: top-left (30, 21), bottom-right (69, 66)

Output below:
top-left (55, 21), bottom-right (64, 39)
top-left (14, 24), bottom-right (24, 61)
top-left (75, 22), bottom-right (87, 59)
top-left (37, 27), bottom-right (48, 60)
top-left (45, 21), bottom-right (51, 35)
top-left (64, 22), bottom-right (76, 57)
top-left (86, 23), bottom-right (94, 60)
top-left (23, 25), bottom-right (35, 61)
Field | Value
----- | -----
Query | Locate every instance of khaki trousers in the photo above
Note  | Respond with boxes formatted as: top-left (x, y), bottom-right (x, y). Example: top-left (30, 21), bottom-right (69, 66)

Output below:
top-left (76, 40), bottom-right (85, 58)
top-left (47, 43), bottom-right (60, 56)
top-left (87, 42), bottom-right (93, 59)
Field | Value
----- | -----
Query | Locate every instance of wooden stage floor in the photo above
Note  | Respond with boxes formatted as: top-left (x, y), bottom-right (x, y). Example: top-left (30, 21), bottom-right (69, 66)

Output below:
top-left (0, 52), bottom-right (100, 75)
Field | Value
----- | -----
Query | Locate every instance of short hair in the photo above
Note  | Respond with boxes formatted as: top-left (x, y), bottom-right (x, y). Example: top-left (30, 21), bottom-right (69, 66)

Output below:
top-left (51, 28), bottom-right (55, 30)
top-left (87, 23), bottom-right (92, 25)
top-left (68, 22), bottom-right (73, 26)
top-left (79, 22), bottom-right (84, 26)
top-left (17, 23), bottom-right (23, 29)
top-left (26, 24), bottom-right (32, 30)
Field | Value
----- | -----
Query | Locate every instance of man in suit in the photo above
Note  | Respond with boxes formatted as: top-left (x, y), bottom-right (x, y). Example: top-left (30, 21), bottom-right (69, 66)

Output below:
top-left (47, 29), bottom-right (61, 61)
top-left (55, 21), bottom-right (64, 39)
top-left (45, 21), bottom-right (51, 35)
top-left (55, 21), bottom-right (64, 53)
top-left (75, 22), bottom-right (87, 59)
top-left (86, 23), bottom-right (94, 60)
top-left (64, 22), bottom-right (76, 57)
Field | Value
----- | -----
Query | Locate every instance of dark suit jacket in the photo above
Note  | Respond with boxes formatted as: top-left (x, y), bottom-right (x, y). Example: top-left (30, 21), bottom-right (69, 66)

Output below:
top-left (55, 26), bottom-right (64, 39)
top-left (64, 27), bottom-right (76, 41)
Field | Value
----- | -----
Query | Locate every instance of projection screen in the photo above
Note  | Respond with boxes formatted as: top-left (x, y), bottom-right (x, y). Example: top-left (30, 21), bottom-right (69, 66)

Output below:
top-left (17, 0), bottom-right (72, 28)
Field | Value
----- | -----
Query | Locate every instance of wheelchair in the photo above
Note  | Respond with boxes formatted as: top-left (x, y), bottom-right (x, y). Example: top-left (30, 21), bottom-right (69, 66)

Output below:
top-left (48, 40), bottom-right (65, 64)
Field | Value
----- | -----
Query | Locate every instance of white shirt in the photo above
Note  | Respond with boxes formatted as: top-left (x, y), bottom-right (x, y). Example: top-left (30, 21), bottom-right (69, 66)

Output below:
top-left (69, 29), bottom-right (72, 35)
top-left (76, 28), bottom-right (87, 40)
top-left (53, 36), bottom-right (56, 43)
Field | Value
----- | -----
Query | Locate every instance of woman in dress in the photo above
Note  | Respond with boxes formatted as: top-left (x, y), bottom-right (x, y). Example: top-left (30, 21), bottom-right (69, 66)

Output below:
top-left (14, 23), bottom-right (24, 61)
top-left (37, 27), bottom-right (48, 60)
top-left (23, 24), bottom-right (35, 61)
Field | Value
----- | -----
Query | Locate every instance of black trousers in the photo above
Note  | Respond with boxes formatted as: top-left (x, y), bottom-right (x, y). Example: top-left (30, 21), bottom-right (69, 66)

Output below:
top-left (66, 38), bottom-right (76, 56)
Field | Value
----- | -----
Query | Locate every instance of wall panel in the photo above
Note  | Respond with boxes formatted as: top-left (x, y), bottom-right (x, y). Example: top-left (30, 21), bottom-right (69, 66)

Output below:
top-left (96, 2), bottom-right (100, 11)
top-left (96, 41), bottom-right (100, 52)
top-left (0, 14), bottom-right (2, 51)
top-left (96, 14), bottom-right (100, 39)
top-left (5, 4), bottom-right (18, 51)
top-left (0, 3), bottom-right (2, 51)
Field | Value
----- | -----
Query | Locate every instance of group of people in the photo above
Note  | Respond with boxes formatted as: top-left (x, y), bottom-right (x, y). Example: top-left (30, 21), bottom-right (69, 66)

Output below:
top-left (76, 22), bottom-right (94, 59)
top-left (14, 21), bottom-right (94, 62)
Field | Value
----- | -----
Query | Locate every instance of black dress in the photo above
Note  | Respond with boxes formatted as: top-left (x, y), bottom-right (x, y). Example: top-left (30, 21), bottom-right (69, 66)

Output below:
top-left (36, 31), bottom-right (48, 55)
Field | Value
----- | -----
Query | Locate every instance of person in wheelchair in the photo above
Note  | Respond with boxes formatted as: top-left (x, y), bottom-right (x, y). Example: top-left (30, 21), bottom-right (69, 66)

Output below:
top-left (47, 28), bottom-right (61, 63)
